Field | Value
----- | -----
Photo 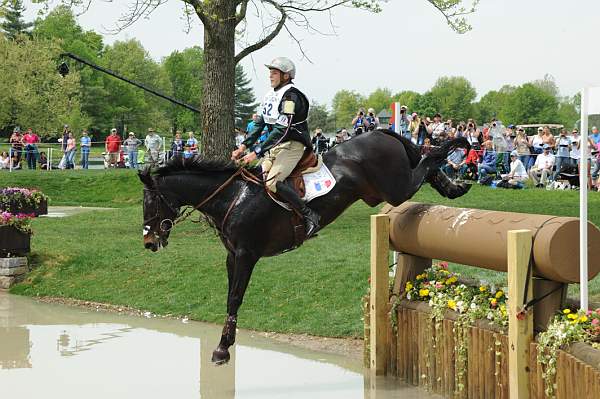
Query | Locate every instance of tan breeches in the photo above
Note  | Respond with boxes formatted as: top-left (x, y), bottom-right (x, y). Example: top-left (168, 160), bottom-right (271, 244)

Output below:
top-left (261, 141), bottom-right (306, 192)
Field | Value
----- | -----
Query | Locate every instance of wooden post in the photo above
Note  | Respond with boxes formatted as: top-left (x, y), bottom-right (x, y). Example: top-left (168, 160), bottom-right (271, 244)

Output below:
top-left (533, 278), bottom-right (567, 333)
top-left (392, 253), bottom-right (432, 296)
top-left (370, 214), bottom-right (389, 375)
top-left (507, 229), bottom-right (533, 399)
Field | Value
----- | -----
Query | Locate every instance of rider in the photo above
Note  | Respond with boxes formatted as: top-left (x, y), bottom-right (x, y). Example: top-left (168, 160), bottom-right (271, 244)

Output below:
top-left (230, 57), bottom-right (320, 238)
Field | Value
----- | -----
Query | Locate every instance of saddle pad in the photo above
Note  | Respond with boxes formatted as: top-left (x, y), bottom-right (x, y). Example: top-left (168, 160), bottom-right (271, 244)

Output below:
top-left (302, 163), bottom-right (336, 202)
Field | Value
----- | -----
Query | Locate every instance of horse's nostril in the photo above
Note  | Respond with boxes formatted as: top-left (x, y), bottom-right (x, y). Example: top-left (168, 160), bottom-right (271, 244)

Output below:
top-left (144, 242), bottom-right (154, 250)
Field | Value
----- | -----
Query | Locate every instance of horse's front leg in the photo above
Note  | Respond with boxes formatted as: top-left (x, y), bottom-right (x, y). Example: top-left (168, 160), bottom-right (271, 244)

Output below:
top-left (212, 249), bottom-right (258, 365)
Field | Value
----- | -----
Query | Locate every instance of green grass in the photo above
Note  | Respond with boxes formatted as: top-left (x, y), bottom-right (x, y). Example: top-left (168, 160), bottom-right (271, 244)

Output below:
top-left (4, 171), bottom-right (600, 337)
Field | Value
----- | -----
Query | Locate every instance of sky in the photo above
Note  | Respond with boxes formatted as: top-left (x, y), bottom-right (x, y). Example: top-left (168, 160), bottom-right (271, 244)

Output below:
top-left (23, 0), bottom-right (600, 107)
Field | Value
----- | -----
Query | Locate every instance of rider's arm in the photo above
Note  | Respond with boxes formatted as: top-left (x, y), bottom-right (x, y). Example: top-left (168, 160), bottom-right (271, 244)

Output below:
top-left (256, 91), bottom-right (306, 156)
top-left (241, 115), bottom-right (266, 149)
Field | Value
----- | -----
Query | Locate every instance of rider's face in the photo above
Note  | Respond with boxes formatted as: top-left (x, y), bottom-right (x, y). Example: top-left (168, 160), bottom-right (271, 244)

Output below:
top-left (269, 69), bottom-right (282, 88)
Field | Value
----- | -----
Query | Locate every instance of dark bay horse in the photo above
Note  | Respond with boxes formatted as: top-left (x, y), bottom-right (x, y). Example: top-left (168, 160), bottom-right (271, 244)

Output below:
top-left (139, 129), bottom-right (470, 364)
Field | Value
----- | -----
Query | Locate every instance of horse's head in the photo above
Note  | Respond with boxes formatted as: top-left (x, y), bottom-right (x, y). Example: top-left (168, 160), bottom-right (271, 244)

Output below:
top-left (138, 169), bottom-right (178, 252)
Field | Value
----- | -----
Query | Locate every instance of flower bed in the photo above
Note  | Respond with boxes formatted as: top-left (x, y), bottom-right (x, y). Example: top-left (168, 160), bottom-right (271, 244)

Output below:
top-left (0, 212), bottom-right (33, 256)
top-left (365, 263), bottom-right (600, 398)
top-left (0, 188), bottom-right (48, 216)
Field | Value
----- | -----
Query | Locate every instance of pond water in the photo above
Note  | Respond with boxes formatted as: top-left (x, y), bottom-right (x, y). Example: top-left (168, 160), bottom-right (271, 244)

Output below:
top-left (0, 292), bottom-right (439, 399)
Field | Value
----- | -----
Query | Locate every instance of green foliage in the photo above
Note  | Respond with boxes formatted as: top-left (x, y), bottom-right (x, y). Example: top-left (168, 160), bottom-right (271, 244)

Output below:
top-left (0, 35), bottom-right (89, 135)
top-left (0, 0), bottom-right (33, 39)
top-left (365, 88), bottom-right (393, 114)
top-left (331, 89), bottom-right (365, 129)
top-left (500, 83), bottom-right (559, 125)
top-left (95, 39), bottom-right (172, 136)
top-left (33, 6), bottom-right (112, 137)
top-left (428, 76), bottom-right (476, 121)
top-left (308, 101), bottom-right (330, 132)
top-left (332, 75), bottom-right (579, 128)
top-left (235, 65), bottom-right (257, 129)
top-left (393, 90), bottom-right (420, 111)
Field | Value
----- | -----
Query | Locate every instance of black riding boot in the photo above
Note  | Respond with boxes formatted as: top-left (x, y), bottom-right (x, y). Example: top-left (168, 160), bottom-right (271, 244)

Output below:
top-left (275, 181), bottom-right (320, 238)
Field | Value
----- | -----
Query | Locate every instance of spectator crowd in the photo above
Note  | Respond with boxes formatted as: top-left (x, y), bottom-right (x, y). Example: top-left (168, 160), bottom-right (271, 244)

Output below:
top-left (2, 125), bottom-right (201, 170)
top-left (5, 107), bottom-right (600, 193)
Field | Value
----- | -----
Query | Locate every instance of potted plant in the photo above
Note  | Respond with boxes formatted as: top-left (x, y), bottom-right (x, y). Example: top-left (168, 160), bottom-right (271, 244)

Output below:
top-left (0, 212), bottom-right (33, 256)
top-left (0, 188), bottom-right (49, 216)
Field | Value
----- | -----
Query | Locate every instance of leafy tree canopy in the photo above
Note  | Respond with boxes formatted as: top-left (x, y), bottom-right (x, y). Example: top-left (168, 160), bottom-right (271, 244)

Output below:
top-left (0, 0), bottom-right (33, 39)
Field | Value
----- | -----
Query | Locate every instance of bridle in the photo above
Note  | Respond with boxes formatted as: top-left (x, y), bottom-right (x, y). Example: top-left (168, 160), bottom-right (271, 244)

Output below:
top-left (143, 167), bottom-right (263, 235)
top-left (143, 187), bottom-right (181, 233)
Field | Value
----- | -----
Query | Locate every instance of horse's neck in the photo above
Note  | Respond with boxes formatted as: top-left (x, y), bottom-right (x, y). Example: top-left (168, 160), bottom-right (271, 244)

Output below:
top-left (163, 173), bottom-right (233, 219)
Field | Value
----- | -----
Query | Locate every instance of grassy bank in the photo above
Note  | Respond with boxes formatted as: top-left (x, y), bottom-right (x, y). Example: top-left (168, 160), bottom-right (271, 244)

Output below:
top-left (4, 171), bottom-right (600, 337)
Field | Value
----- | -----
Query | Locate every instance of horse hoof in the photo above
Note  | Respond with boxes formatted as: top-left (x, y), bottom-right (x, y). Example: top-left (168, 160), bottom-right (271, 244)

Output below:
top-left (211, 347), bottom-right (230, 365)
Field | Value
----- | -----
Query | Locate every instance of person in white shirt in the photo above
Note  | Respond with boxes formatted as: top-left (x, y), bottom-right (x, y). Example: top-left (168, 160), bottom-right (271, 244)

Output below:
top-left (505, 150), bottom-right (528, 186)
top-left (427, 113), bottom-right (446, 144)
top-left (528, 144), bottom-right (555, 187)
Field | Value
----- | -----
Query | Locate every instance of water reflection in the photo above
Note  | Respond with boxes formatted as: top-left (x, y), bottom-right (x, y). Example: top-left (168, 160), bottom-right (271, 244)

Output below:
top-left (0, 327), bottom-right (31, 369)
top-left (0, 292), bottom-right (436, 399)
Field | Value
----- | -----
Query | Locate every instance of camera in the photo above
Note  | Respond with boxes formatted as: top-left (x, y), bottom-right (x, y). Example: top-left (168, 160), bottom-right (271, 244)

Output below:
top-left (400, 109), bottom-right (405, 114)
top-left (369, 112), bottom-right (374, 117)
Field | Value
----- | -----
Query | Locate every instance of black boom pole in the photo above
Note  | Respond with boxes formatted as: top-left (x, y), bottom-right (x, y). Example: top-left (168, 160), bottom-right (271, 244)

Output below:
top-left (59, 52), bottom-right (201, 114)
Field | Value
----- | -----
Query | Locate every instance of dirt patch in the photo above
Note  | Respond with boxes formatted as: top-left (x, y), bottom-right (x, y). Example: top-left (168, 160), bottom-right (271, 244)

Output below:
top-left (34, 296), bottom-right (364, 359)
top-left (256, 331), bottom-right (363, 359)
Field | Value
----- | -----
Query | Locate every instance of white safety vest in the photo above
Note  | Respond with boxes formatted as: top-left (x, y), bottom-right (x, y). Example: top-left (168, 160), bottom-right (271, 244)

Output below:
top-left (260, 83), bottom-right (294, 126)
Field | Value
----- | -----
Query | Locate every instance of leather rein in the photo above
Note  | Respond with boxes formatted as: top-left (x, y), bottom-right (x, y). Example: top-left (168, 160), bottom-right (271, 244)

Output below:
top-left (146, 167), bottom-right (263, 234)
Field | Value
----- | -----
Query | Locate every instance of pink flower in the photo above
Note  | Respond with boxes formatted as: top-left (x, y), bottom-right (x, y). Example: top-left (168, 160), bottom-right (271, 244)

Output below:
top-left (439, 262), bottom-right (448, 269)
top-left (592, 319), bottom-right (600, 326)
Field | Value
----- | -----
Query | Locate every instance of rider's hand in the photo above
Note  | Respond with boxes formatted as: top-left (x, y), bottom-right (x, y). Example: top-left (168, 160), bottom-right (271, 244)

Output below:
top-left (231, 145), bottom-right (246, 160)
top-left (241, 151), bottom-right (257, 164)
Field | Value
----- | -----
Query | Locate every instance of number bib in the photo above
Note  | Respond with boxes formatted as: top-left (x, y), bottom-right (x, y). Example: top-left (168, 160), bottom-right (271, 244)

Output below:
top-left (261, 83), bottom-right (294, 125)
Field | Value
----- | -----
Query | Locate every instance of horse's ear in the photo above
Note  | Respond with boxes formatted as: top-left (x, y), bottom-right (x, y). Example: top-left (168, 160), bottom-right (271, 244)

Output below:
top-left (138, 168), bottom-right (154, 188)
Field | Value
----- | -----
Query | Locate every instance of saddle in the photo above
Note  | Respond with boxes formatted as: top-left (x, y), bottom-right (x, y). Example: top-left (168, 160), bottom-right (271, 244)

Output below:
top-left (285, 149), bottom-right (319, 198)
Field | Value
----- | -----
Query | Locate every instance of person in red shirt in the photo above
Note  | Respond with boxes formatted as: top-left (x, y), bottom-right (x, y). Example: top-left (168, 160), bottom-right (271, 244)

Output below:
top-left (105, 128), bottom-right (122, 168)
top-left (22, 128), bottom-right (40, 170)
top-left (465, 148), bottom-right (481, 180)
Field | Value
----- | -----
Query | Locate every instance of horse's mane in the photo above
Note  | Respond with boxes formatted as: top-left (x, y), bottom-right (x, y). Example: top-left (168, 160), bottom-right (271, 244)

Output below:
top-left (154, 155), bottom-right (250, 176)
top-left (375, 129), bottom-right (421, 168)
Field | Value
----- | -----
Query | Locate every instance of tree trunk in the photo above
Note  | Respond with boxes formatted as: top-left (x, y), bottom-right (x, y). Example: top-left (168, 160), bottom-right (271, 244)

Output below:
top-left (200, 0), bottom-right (236, 160)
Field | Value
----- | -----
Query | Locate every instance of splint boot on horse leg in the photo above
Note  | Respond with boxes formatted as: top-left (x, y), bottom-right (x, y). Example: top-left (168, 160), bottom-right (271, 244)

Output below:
top-left (264, 141), bottom-right (320, 238)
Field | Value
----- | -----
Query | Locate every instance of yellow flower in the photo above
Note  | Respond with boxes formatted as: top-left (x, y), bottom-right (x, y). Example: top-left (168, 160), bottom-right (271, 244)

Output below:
top-left (567, 314), bottom-right (577, 320)
top-left (579, 315), bottom-right (589, 323)
top-left (445, 276), bottom-right (458, 285)
top-left (416, 274), bottom-right (425, 281)
top-left (447, 300), bottom-right (457, 310)
top-left (419, 289), bottom-right (430, 297)
top-left (495, 290), bottom-right (504, 299)
top-left (563, 309), bottom-right (571, 314)
top-left (479, 286), bottom-right (487, 292)
top-left (500, 304), bottom-right (507, 316)
top-left (405, 281), bottom-right (413, 291)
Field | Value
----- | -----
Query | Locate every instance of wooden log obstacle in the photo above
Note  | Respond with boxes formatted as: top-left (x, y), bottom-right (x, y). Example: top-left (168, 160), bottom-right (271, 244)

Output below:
top-left (368, 202), bottom-right (600, 398)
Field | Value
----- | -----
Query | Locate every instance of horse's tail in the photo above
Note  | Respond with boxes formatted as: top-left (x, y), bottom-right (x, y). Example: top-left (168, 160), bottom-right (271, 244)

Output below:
top-left (418, 137), bottom-right (472, 199)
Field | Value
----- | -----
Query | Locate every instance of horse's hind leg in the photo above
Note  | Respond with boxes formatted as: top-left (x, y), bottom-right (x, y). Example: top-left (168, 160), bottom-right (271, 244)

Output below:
top-left (211, 248), bottom-right (259, 365)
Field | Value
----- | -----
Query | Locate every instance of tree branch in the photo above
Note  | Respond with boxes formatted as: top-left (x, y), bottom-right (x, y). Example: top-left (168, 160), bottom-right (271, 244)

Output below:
top-left (235, 0), bottom-right (249, 26)
top-left (182, 0), bottom-right (209, 26)
top-left (234, 0), bottom-right (286, 64)
top-left (426, 0), bottom-right (479, 34)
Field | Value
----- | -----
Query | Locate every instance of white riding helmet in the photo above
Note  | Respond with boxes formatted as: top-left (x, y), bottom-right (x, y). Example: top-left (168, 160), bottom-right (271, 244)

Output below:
top-left (265, 57), bottom-right (296, 79)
